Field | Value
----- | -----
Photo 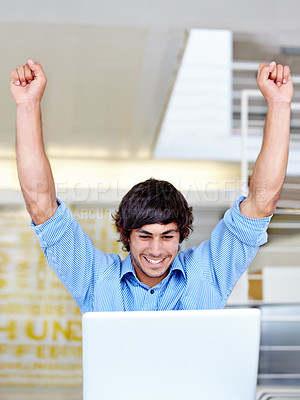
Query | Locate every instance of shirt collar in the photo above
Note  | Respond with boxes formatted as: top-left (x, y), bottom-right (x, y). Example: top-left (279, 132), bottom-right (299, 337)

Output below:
top-left (169, 254), bottom-right (186, 279)
top-left (120, 252), bottom-right (186, 281)
top-left (120, 253), bottom-right (137, 280)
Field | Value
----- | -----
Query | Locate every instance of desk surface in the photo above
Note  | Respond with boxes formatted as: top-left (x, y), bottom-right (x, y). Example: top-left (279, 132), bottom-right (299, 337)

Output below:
top-left (0, 388), bottom-right (82, 400)
top-left (2, 386), bottom-right (300, 400)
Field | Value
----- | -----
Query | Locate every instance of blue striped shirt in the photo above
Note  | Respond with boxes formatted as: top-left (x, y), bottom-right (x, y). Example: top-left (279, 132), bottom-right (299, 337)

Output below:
top-left (31, 196), bottom-right (271, 313)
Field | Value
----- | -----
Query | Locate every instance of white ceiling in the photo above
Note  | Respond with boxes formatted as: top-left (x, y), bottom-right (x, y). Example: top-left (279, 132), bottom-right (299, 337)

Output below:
top-left (1, 0), bottom-right (300, 40)
top-left (3, 23), bottom-right (185, 159)
top-left (2, 0), bottom-right (300, 162)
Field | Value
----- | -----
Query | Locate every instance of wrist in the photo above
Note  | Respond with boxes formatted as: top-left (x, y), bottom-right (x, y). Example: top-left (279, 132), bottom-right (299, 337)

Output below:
top-left (16, 102), bottom-right (41, 112)
top-left (266, 99), bottom-right (291, 111)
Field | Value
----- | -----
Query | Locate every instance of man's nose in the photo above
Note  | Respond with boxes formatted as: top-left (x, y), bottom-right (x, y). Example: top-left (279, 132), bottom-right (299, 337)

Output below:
top-left (148, 238), bottom-right (163, 256)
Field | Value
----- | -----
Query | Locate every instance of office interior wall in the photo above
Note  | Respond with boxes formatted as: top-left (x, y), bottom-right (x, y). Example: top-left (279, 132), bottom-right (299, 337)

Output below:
top-left (0, 204), bottom-right (124, 388)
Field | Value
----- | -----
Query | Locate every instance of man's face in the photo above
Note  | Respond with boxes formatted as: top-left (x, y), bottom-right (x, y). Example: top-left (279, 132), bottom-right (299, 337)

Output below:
top-left (128, 222), bottom-right (180, 288)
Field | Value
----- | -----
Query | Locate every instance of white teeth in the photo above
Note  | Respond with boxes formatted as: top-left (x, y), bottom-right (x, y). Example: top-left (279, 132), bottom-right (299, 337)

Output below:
top-left (145, 257), bottom-right (163, 264)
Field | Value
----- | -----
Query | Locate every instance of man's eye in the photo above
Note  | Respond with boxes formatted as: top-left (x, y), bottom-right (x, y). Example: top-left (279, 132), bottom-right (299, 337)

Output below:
top-left (163, 236), bottom-right (173, 240)
top-left (139, 235), bottom-right (150, 239)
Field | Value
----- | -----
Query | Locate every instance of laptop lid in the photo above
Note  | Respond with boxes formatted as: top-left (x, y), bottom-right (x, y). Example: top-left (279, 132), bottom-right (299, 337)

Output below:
top-left (82, 309), bottom-right (261, 400)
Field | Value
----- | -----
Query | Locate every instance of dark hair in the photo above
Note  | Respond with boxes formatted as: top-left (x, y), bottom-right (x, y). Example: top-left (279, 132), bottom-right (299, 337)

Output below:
top-left (113, 178), bottom-right (193, 252)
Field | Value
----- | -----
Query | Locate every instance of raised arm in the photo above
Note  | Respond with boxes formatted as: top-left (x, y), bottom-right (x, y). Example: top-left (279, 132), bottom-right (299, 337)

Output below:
top-left (240, 62), bottom-right (294, 219)
top-left (11, 60), bottom-right (57, 225)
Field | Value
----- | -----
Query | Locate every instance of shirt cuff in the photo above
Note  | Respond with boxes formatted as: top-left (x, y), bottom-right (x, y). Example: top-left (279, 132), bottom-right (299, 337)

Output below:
top-left (31, 198), bottom-right (73, 249)
top-left (224, 195), bottom-right (272, 247)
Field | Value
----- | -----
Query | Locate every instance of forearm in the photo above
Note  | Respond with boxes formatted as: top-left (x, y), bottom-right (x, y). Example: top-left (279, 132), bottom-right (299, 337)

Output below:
top-left (240, 61), bottom-right (293, 219)
top-left (241, 101), bottom-right (291, 218)
top-left (16, 103), bottom-right (57, 224)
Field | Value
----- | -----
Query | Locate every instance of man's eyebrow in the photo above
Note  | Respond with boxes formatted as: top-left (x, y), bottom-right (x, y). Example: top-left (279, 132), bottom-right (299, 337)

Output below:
top-left (136, 229), bottom-right (178, 235)
top-left (161, 229), bottom-right (178, 235)
top-left (136, 229), bottom-right (153, 235)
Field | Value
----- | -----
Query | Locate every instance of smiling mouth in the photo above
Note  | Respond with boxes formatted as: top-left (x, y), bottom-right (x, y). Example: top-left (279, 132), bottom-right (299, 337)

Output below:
top-left (144, 256), bottom-right (165, 265)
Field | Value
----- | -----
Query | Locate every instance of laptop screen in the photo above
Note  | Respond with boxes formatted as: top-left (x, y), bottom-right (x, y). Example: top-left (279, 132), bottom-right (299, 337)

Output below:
top-left (82, 309), bottom-right (261, 400)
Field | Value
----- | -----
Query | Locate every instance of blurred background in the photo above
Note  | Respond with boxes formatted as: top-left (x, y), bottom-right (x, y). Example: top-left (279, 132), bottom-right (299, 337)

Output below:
top-left (1, 0), bottom-right (300, 398)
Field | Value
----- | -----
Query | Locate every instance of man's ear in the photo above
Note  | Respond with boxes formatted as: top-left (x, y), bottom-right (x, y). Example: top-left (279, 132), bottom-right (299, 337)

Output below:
top-left (120, 228), bottom-right (130, 251)
top-left (180, 229), bottom-right (187, 242)
top-left (120, 228), bottom-right (128, 241)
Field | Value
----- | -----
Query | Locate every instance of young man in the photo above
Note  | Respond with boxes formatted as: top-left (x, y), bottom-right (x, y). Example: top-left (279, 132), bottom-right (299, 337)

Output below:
top-left (11, 60), bottom-right (293, 313)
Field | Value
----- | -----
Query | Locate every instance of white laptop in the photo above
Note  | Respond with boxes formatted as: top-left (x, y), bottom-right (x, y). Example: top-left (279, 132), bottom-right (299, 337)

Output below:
top-left (82, 309), bottom-right (261, 400)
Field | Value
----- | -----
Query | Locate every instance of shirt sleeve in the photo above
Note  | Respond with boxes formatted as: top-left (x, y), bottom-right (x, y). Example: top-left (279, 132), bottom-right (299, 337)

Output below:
top-left (31, 198), bottom-right (120, 313)
top-left (187, 195), bottom-right (271, 305)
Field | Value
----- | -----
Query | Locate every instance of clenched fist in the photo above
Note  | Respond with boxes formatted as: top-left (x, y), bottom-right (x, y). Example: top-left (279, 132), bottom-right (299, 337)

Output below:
top-left (257, 61), bottom-right (293, 105)
top-left (11, 60), bottom-right (47, 106)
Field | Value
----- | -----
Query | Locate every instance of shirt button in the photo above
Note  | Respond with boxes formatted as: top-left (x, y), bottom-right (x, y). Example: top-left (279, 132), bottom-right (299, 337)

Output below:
top-left (150, 289), bottom-right (154, 294)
